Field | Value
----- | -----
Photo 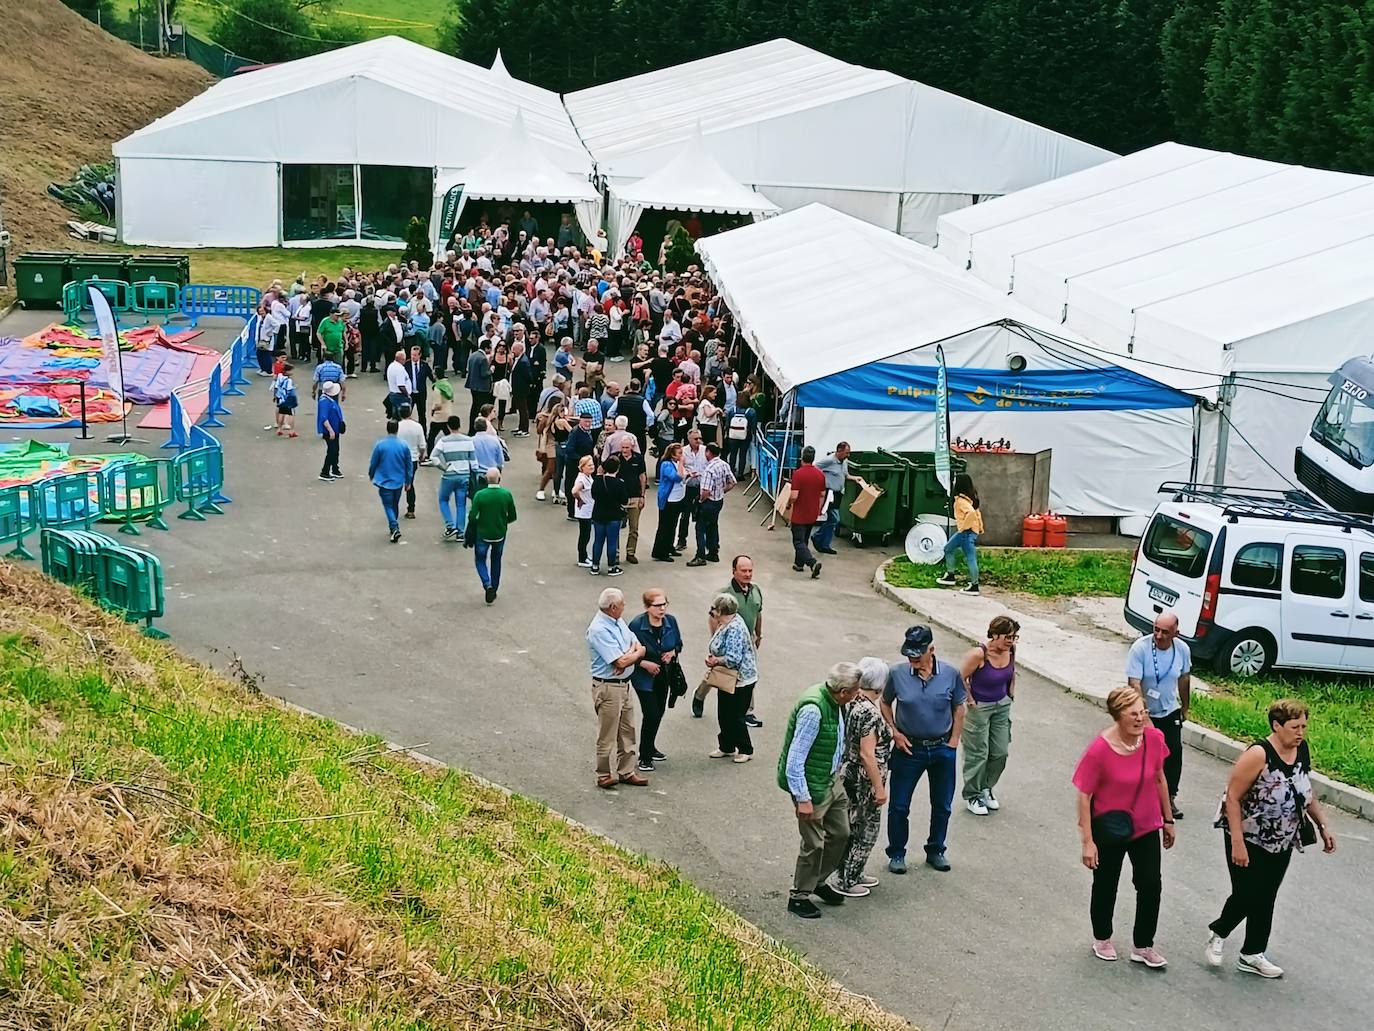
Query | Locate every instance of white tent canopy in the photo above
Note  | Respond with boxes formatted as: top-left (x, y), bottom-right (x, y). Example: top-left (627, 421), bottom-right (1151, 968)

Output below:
top-left (696, 205), bottom-right (1196, 517)
top-left (935, 142), bottom-right (1374, 489)
top-left (607, 127), bottom-right (779, 254)
top-left (567, 39), bottom-right (1114, 244)
top-left (432, 110), bottom-right (601, 246)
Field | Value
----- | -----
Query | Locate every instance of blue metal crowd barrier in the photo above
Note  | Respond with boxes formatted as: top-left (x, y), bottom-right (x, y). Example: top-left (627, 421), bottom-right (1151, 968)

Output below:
top-left (179, 284), bottom-right (262, 328)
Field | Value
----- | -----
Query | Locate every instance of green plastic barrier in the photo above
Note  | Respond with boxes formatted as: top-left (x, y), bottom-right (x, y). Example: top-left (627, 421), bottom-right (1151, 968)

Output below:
top-left (40, 529), bottom-right (117, 594)
top-left (31, 471), bottom-right (101, 530)
top-left (62, 278), bottom-right (133, 325)
top-left (173, 446), bottom-right (225, 520)
top-left (98, 544), bottom-right (167, 638)
top-left (104, 460), bottom-right (172, 534)
top-left (0, 485), bottom-right (36, 560)
top-left (132, 280), bottom-right (181, 321)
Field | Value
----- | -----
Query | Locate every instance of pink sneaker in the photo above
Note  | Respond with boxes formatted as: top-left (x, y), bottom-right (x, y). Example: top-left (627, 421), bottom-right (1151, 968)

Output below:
top-left (1092, 939), bottom-right (1117, 962)
top-left (1130, 946), bottom-right (1168, 969)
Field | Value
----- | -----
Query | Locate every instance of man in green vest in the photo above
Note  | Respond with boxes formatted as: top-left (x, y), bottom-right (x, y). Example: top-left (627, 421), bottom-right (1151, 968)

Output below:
top-left (777, 662), bottom-right (863, 919)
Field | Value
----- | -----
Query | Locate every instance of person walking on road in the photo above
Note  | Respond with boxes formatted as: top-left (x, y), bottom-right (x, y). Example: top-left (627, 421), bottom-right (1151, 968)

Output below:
top-left (829, 656), bottom-right (893, 898)
top-left (779, 662), bottom-right (862, 919)
top-left (316, 380), bottom-right (344, 481)
top-left (368, 420), bottom-right (413, 544)
top-left (881, 625), bottom-right (965, 874)
top-left (960, 615), bottom-right (1019, 816)
top-left (463, 467), bottom-right (517, 604)
top-left (429, 416), bottom-right (477, 542)
top-left (704, 593), bottom-right (758, 763)
top-left (786, 447), bottom-right (826, 579)
top-left (1127, 611), bottom-right (1191, 820)
top-left (1205, 698), bottom-right (1336, 978)
top-left (936, 473), bottom-right (983, 594)
top-left (812, 442), bottom-right (858, 555)
top-left (688, 442), bottom-right (735, 566)
top-left (395, 405), bottom-right (426, 521)
top-left (1072, 686), bottom-right (1175, 968)
top-left (587, 587), bottom-right (648, 789)
top-left (629, 588), bottom-right (683, 773)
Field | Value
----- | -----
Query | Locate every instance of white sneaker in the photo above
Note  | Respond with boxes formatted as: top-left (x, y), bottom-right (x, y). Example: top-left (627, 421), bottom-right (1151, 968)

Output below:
top-left (576, 559), bottom-right (592, 568)
top-left (966, 796), bottom-right (989, 816)
top-left (982, 789), bottom-right (1000, 810)
top-left (707, 749), bottom-right (736, 759)
top-left (1205, 933), bottom-right (1225, 968)
top-left (535, 490), bottom-right (546, 501)
top-left (858, 873), bottom-right (880, 887)
top-left (1238, 953), bottom-right (1283, 978)
top-left (935, 573), bottom-right (958, 587)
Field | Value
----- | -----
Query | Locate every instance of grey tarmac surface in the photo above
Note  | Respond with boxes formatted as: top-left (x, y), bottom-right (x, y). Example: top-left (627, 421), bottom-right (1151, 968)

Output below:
top-left (12, 314), bottom-right (1369, 1031)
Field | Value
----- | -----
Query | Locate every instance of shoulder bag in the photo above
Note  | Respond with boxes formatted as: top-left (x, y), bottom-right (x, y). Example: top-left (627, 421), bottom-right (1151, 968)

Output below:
top-left (1090, 736), bottom-right (1148, 846)
top-left (700, 663), bottom-right (739, 694)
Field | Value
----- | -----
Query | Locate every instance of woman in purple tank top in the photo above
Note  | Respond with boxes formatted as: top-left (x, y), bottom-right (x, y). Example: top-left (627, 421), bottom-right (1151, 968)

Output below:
top-left (959, 615), bottom-right (1019, 815)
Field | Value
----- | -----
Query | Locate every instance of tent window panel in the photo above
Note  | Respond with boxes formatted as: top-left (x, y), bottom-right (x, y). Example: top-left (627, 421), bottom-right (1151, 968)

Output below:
top-left (360, 166), bottom-right (431, 242)
top-left (282, 164), bottom-right (356, 241)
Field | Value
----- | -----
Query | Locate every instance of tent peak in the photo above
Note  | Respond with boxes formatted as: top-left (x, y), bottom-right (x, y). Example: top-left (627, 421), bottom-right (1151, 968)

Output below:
top-left (491, 49), bottom-right (510, 77)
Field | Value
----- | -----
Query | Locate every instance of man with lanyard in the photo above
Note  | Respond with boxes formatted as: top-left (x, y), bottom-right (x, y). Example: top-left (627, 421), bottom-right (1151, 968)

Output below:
top-left (881, 625), bottom-right (966, 874)
top-left (586, 587), bottom-right (648, 790)
top-left (1126, 610), bottom-right (1191, 820)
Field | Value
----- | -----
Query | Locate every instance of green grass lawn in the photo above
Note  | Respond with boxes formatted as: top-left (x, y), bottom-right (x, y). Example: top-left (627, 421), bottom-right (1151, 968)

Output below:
top-left (0, 563), bottom-right (908, 1030)
top-left (112, 244), bottom-right (404, 289)
top-left (131, 0), bottom-right (446, 48)
top-left (884, 548), bottom-right (1132, 597)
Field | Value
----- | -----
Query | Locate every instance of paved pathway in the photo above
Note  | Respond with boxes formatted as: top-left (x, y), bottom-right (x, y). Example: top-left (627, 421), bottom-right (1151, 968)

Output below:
top-left (73, 334), bottom-right (1373, 1031)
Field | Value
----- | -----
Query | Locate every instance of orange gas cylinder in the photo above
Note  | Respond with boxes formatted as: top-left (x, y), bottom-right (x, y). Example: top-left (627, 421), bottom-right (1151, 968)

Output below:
top-left (1021, 513), bottom-right (1046, 548)
top-left (1044, 512), bottom-right (1068, 549)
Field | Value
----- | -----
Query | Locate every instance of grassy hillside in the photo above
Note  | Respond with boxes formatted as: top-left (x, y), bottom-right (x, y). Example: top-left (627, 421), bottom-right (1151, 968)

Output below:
top-left (0, 561), bottom-right (909, 1030)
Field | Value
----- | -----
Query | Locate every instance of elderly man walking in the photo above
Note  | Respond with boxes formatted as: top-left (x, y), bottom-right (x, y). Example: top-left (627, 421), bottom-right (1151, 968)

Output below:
top-left (882, 625), bottom-right (967, 874)
top-left (587, 588), bottom-right (648, 789)
top-left (778, 662), bottom-right (862, 918)
top-left (1126, 610), bottom-right (1191, 819)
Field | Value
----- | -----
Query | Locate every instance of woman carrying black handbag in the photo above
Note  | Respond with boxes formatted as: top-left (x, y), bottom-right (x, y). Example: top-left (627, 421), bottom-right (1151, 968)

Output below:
top-left (628, 588), bottom-right (683, 774)
top-left (1072, 686), bottom-right (1175, 968)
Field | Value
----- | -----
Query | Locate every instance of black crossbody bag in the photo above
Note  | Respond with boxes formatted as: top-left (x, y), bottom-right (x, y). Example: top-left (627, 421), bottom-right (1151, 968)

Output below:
top-left (1091, 737), bottom-right (1147, 846)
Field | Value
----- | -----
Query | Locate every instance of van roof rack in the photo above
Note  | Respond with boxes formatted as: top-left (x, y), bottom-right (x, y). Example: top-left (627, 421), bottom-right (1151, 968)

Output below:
top-left (1157, 481), bottom-right (1374, 533)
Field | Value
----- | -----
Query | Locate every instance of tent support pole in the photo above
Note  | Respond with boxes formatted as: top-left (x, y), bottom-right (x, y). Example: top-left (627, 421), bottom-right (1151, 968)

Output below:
top-left (1189, 401), bottom-right (1202, 486)
top-left (1211, 373), bottom-right (1237, 485)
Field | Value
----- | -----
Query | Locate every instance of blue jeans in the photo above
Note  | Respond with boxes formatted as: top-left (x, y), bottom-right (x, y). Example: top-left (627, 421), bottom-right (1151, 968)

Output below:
top-left (695, 498), bottom-right (723, 558)
top-left (377, 486), bottom-right (402, 532)
top-left (812, 498), bottom-right (840, 550)
top-left (944, 529), bottom-right (979, 583)
top-left (438, 476), bottom-right (469, 532)
top-left (474, 538), bottom-right (505, 590)
top-left (885, 742), bottom-right (958, 860)
top-left (591, 519), bottom-right (622, 567)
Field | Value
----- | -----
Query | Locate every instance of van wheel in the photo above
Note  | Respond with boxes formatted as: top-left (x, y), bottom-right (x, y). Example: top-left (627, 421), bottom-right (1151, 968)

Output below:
top-left (1215, 632), bottom-right (1273, 678)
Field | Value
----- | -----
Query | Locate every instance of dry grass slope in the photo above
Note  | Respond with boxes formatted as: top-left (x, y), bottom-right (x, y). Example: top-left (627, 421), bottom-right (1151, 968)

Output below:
top-left (0, 0), bottom-right (210, 254)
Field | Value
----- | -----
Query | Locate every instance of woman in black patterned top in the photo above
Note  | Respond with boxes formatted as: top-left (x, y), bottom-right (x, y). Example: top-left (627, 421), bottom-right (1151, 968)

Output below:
top-left (829, 657), bottom-right (894, 897)
top-left (1206, 698), bottom-right (1336, 978)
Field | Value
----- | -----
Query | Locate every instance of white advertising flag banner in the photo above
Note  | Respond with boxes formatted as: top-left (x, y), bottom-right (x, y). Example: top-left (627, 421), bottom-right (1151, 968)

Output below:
top-left (88, 286), bottom-right (124, 402)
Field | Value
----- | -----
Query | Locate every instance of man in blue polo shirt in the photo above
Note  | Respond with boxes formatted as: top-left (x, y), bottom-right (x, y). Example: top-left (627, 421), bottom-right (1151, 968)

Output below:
top-left (881, 625), bottom-right (966, 874)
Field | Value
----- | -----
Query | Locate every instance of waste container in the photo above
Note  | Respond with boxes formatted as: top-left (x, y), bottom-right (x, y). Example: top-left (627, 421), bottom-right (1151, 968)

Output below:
top-left (68, 253), bottom-right (128, 283)
top-left (13, 252), bottom-right (71, 309)
top-left (839, 452), bottom-right (906, 546)
top-left (127, 254), bottom-right (190, 288)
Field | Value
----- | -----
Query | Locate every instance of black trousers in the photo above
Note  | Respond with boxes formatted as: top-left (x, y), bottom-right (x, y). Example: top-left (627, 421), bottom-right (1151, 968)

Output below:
top-left (467, 391), bottom-right (491, 434)
top-left (674, 483), bottom-right (699, 545)
top-left (1091, 829), bottom-right (1162, 947)
top-left (1210, 835), bottom-right (1292, 954)
top-left (791, 521), bottom-right (817, 568)
top-left (1152, 709), bottom-right (1184, 799)
top-left (404, 479), bottom-right (416, 515)
top-left (320, 435), bottom-right (340, 477)
top-left (638, 681), bottom-right (669, 760)
top-left (577, 518), bottom-right (592, 562)
top-left (652, 500), bottom-right (683, 559)
top-left (717, 681), bottom-right (755, 755)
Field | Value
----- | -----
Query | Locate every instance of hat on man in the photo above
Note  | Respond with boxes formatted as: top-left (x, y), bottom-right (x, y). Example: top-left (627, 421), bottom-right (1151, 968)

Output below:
top-left (322, 381), bottom-right (341, 398)
top-left (901, 625), bottom-right (934, 658)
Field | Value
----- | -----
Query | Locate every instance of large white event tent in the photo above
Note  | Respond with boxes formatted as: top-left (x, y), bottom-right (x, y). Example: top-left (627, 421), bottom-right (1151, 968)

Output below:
top-left (606, 127), bottom-right (780, 254)
top-left (696, 205), bottom-right (1195, 518)
top-left (566, 40), bottom-right (1115, 245)
top-left (935, 142), bottom-right (1374, 492)
top-left (114, 36), bottom-right (592, 247)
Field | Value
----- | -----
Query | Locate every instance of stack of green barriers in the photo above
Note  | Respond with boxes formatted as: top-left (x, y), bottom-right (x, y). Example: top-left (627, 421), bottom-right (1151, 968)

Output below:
top-left (39, 528), bottom-right (168, 638)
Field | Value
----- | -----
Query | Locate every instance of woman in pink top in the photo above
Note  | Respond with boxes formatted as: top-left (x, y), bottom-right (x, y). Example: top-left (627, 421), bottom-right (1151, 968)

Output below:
top-left (1072, 686), bottom-right (1176, 968)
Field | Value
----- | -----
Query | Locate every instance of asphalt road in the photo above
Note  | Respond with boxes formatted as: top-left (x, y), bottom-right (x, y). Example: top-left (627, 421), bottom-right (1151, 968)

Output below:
top-left (31, 320), bottom-right (1370, 1031)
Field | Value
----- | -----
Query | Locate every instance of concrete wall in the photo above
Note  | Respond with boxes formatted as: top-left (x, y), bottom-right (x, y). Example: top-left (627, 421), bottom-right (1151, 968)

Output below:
top-left (960, 450), bottom-right (1051, 546)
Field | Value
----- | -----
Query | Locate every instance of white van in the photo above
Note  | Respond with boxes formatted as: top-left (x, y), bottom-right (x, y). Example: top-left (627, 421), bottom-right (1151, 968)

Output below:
top-left (1124, 483), bottom-right (1374, 677)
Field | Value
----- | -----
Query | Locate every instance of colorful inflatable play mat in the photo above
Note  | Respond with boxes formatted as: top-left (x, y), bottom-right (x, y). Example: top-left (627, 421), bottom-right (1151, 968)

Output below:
top-left (0, 440), bottom-right (149, 522)
top-left (0, 323), bottom-right (210, 428)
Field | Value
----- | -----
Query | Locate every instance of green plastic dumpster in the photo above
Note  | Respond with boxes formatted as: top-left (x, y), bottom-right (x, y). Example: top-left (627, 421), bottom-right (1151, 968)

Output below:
top-left (889, 450), bottom-right (967, 530)
top-left (68, 253), bottom-right (128, 282)
top-left (839, 452), bottom-right (906, 546)
top-left (13, 252), bottom-right (71, 309)
top-left (127, 254), bottom-right (190, 288)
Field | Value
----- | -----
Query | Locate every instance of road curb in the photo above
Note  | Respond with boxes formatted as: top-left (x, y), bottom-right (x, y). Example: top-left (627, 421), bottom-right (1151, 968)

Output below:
top-left (873, 561), bottom-right (1374, 822)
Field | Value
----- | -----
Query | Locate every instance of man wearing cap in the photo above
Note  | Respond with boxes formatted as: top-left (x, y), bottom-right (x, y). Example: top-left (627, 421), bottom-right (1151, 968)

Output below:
top-left (778, 662), bottom-right (862, 919)
top-left (586, 587), bottom-right (648, 789)
top-left (882, 626), bottom-right (967, 874)
top-left (316, 380), bottom-right (344, 481)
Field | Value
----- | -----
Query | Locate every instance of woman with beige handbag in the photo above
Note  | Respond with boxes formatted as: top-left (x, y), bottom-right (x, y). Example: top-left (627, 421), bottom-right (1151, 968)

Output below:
top-left (704, 593), bottom-right (758, 763)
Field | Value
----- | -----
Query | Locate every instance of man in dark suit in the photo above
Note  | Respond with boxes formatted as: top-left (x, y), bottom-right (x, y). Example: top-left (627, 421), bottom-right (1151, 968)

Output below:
top-left (403, 344), bottom-right (435, 434)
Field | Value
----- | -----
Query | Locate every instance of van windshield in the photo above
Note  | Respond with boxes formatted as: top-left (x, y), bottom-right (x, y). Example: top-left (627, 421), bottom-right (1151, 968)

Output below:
top-left (1311, 383), bottom-right (1374, 469)
top-left (1143, 514), bottom-right (1213, 579)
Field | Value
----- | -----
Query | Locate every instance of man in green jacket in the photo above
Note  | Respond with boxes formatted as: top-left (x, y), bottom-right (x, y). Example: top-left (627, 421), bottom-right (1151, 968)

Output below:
top-left (777, 662), bottom-right (862, 919)
top-left (464, 467), bottom-right (517, 605)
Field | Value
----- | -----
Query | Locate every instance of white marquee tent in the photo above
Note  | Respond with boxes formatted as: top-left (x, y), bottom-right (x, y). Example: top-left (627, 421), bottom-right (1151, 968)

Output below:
top-left (566, 40), bottom-right (1115, 245)
top-left (114, 36), bottom-right (592, 247)
top-left (606, 128), bottom-right (780, 254)
top-left (696, 205), bottom-right (1196, 518)
top-left (935, 142), bottom-right (1374, 491)
top-left (430, 110), bottom-right (602, 248)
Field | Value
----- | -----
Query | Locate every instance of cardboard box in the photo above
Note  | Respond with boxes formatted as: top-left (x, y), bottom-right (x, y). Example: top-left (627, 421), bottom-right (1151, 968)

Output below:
top-left (848, 480), bottom-right (884, 520)
top-left (774, 487), bottom-right (797, 521)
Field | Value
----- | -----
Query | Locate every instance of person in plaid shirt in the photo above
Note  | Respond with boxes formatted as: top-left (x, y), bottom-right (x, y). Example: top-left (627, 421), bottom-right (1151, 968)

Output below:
top-left (688, 442), bottom-right (737, 566)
